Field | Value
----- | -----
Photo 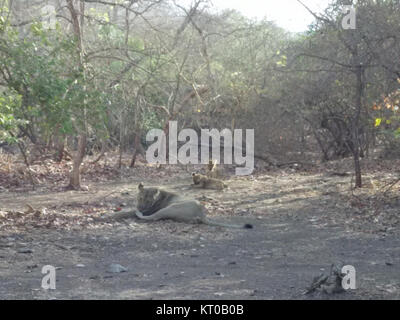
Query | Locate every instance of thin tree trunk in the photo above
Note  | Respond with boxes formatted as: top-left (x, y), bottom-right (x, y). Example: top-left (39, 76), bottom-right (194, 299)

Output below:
top-left (130, 131), bottom-right (144, 168)
top-left (353, 64), bottom-right (363, 188)
top-left (118, 111), bottom-right (124, 168)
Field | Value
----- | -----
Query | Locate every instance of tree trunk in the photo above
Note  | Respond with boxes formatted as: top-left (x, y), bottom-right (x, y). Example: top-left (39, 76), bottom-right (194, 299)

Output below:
top-left (66, 0), bottom-right (87, 190)
top-left (353, 64), bottom-right (363, 188)
top-left (68, 134), bottom-right (86, 190)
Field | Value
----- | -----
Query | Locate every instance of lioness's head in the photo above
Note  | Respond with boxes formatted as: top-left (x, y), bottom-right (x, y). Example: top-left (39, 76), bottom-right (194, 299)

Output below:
top-left (192, 173), bottom-right (203, 185)
top-left (137, 183), bottom-right (161, 212)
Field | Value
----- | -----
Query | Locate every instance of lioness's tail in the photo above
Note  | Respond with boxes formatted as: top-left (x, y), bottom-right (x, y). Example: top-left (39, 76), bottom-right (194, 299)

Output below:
top-left (203, 218), bottom-right (253, 229)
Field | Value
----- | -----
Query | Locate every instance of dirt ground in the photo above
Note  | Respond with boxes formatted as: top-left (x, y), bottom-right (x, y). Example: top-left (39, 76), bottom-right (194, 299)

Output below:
top-left (0, 164), bottom-right (399, 300)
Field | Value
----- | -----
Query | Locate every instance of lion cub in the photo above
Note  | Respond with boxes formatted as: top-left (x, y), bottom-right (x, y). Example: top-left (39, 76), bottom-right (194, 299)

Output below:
top-left (192, 173), bottom-right (227, 190)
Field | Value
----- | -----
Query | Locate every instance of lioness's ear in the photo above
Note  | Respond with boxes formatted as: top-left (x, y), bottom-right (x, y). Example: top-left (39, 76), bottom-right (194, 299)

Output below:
top-left (138, 183), bottom-right (144, 190)
top-left (192, 172), bottom-right (196, 177)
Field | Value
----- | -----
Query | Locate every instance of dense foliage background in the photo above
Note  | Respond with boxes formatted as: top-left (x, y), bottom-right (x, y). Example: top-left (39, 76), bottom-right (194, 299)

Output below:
top-left (1, 0), bottom-right (399, 188)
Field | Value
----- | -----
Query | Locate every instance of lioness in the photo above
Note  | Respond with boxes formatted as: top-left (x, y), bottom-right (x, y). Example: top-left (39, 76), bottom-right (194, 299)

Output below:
top-left (134, 183), bottom-right (252, 229)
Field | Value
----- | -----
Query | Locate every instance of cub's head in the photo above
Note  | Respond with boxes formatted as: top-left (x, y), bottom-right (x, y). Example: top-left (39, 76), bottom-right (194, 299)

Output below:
top-left (137, 183), bottom-right (161, 212)
top-left (208, 159), bottom-right (217, 170)
top-left (192, 173), bottom-right (204, 185)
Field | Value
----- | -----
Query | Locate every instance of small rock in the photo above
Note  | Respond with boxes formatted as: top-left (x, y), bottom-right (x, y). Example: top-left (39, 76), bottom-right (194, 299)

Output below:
top-left (107, 264), bottom-right (128, 273)
top-left (75, 264), bottom-right (86, 268)
top-left (17, 248), bottom-right (33, 254)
